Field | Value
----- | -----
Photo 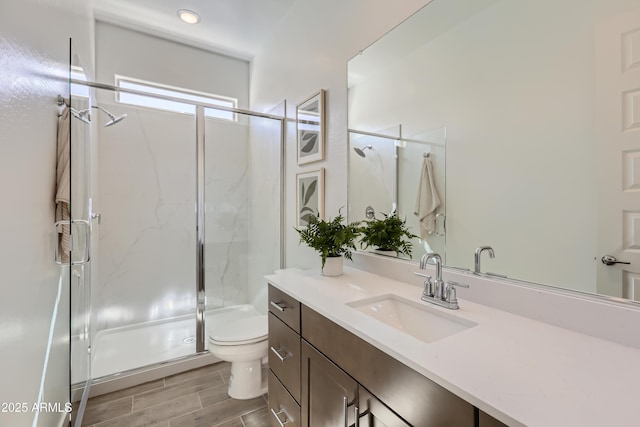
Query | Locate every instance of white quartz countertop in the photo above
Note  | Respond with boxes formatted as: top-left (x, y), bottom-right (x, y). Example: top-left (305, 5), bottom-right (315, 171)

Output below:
top-left (266, 267), bottom-right (640, 427)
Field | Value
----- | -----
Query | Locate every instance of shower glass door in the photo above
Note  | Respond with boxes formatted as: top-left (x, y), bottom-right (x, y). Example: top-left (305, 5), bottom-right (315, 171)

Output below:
top-left (69, 53), bottom-right (92, 409)
top-left (90, 89), bottom-right (198, 378)
top-left (203, 108), bottom-right (283, 330)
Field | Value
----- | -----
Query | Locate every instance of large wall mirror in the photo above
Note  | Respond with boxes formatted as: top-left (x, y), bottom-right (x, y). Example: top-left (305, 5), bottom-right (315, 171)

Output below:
top-left (348, 0), bottom-right (640, 303)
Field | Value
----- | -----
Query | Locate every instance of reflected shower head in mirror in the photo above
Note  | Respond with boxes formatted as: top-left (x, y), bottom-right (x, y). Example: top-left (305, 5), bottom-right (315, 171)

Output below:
top-left (70, 108), bottom-right (91, 124)
top-left (354, 144), bottom-right (373, 158)
top-left (92, 105), bottom-right (127, 127)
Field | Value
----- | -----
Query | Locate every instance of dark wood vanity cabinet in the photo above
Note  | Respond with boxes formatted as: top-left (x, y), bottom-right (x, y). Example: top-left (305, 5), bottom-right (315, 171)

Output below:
top-left (301, 339), bottom-right (410, 427)
top-left (268, 284), bottom-right (504, 427)
top-left (359, 387), bottom-right (412, 427)
top-left (301, 340), bottom-right (358, 426)
top-left (268, 286), bottom-right (302, 427)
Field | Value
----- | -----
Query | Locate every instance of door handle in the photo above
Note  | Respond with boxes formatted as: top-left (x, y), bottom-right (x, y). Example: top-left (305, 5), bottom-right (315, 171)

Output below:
top-left (601, 255), bottom-right (631, 266)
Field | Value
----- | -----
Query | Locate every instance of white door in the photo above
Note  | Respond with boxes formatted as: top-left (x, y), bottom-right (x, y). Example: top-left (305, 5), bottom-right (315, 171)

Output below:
top-left (596, 9), bottom-right (640, 300)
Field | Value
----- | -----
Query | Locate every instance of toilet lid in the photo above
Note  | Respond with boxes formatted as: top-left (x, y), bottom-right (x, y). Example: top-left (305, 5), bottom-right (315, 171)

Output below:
top-left (209, 315), bottom-right (268, 345)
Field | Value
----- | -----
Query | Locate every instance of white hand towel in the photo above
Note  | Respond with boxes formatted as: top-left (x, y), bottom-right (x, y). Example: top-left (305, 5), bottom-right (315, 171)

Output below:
top-left (56, 107), bottom-right (71, 263)
top-left (413, 156), bottom-right (441, 239)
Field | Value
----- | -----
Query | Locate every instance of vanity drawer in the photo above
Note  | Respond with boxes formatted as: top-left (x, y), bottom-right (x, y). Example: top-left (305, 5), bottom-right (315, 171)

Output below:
top-left (268, 312), bottom-right (301, 403)
top-left (268, 284), bottom-right (301, 333)
top-left (268, 371), bottom-right (300, 427)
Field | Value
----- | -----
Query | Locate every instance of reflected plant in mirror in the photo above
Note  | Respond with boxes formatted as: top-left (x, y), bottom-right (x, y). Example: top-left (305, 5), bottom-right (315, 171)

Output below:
top-left (359, 213), bottom-right (418, 258)
top-left (347, 0), bottom-right (640, 303)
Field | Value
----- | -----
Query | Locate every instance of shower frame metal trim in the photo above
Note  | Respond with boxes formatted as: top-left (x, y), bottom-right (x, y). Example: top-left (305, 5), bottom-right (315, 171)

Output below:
top-left (71, 79), bottom-right (285, 121)
top-left (195, 105), bottom-right (206, 353)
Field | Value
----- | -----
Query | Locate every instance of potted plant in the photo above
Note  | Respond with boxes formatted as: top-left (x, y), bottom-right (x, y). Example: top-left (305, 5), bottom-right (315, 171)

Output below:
top-left (359, 213), bottom-right (418, 258)
top-left (295, 211), bottom-right (361, 276)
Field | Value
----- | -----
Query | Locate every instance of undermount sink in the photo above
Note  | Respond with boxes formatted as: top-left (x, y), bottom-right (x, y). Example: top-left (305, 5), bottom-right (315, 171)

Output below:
top-left (347, 294), bottom-right (477, 344)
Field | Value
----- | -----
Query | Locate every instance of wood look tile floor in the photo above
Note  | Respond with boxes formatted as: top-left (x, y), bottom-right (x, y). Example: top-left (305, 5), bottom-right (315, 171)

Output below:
top-left (81, 362), bottom-right (268, 427)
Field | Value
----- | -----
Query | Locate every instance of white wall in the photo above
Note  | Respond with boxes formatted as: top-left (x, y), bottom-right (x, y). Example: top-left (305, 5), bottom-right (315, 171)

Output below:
top-left (95, 22), bottom-right (249, 108)
top-left (250, 0), bottom-right (432, 270)
top-left (0, 1), bottom-right (93, 425)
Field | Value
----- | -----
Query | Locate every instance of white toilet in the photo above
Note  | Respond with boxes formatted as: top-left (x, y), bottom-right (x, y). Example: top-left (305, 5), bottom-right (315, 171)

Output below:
top-left (207, 304), bottom-right (268, 399)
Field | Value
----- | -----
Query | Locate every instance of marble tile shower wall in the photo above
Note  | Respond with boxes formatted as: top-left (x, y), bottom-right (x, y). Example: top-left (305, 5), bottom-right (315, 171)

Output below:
top-left (204, 118), bottom-right (250, 309)
top-left (247, 116), bottom-right (282, 308)
top-left (95, 103), bottom-right (251, 331)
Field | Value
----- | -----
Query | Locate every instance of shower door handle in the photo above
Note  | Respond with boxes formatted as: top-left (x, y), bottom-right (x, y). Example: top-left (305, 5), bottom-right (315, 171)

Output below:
top-left (54, 219), bottom-right (91, 266)
top-left (435, 213), bottom-right (446, 237)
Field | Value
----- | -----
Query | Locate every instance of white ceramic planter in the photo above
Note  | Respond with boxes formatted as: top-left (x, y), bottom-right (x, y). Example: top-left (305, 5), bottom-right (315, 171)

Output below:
top-left (322, 256), bottom-right (344, 277)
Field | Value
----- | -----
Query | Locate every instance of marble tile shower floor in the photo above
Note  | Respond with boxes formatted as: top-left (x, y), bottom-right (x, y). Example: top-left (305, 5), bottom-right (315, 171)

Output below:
top-left (81, 362), bottom-right (268, 427)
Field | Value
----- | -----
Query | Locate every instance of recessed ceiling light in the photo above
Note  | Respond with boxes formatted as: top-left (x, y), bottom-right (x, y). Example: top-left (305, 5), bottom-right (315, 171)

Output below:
top-left (177, 9), bottom-right (200, 24)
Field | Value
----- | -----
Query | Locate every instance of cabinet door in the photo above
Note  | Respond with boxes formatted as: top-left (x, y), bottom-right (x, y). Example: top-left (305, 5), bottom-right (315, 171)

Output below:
top-left (358, 387), bottom-right (411, 427)
top-left (301, 340), bottom-right (358, 427)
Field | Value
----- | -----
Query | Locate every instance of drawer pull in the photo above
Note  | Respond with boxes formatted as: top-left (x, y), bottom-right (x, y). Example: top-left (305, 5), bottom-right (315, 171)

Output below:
top-left (270, 346), bottom-right (291, 362)
top-left (270, 301), bottom-right (287, 312)
top-left (270, 407), bottom-right (290, 427)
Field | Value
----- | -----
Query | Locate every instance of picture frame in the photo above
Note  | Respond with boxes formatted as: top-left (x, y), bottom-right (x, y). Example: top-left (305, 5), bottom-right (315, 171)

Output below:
top-left (296, 89), bottom-right (325, 165)
top-left (296, 168), bottom-right (325, 228)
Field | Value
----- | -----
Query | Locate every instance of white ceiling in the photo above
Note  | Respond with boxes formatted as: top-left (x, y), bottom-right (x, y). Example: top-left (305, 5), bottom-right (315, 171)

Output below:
top-left (90, 0), bottom-right (296, 60)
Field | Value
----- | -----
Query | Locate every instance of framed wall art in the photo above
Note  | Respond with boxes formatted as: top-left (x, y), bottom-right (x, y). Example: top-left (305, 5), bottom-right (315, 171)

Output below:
top-left (296, 168), bottom-right (325, 228)
top-left (296, 89), bottom-right (325, 165)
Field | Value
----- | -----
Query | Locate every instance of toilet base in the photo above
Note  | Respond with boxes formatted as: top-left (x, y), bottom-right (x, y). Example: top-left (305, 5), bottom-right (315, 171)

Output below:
top-left (228, 359), bottom-right (267, 400)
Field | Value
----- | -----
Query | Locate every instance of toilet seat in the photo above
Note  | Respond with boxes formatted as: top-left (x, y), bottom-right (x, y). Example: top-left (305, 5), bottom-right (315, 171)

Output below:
top-left (209, 315), bottom-right (268, 345)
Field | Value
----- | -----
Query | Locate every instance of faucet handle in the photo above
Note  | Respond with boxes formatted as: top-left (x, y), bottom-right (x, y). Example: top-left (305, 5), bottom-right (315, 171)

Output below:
top-left (444, 281), bottom-right (469, 306)
top-left (414, 272), bottom-right (433, 297)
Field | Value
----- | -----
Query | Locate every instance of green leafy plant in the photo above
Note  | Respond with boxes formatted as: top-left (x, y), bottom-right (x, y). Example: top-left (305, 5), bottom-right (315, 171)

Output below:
top-left (360, 213), bottom-right (418, 258)
top-left (295, 211), bottom-right (361, 268)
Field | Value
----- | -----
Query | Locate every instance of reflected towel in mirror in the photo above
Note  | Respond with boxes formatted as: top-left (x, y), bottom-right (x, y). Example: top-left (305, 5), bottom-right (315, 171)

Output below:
top-left (414, 156), bottom-right (440, 239)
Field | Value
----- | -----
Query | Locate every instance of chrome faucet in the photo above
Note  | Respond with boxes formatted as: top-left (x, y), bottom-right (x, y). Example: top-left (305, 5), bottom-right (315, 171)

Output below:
top-left (416, 252), bottom-right (468, 310)
top-left (420, 253), bottom-right (444, 298)
top-left (474, 246), bottom-right (495, 274)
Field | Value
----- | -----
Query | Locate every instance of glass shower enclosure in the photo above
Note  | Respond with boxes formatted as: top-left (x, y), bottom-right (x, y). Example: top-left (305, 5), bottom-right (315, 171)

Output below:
top-left (67, 77), bottom-right (283, 419)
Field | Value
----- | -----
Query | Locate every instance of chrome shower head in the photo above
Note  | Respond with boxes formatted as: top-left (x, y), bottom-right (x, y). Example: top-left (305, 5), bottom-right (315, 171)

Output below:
top-left (92, 105), bottom-right (127, 127)
top-left (354, 144), bottom-right (373, 158)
